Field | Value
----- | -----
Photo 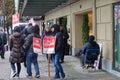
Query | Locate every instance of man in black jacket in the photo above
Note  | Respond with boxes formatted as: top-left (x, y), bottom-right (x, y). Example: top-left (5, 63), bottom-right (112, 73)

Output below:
top-left (60, 25), bottom-right (69, 63)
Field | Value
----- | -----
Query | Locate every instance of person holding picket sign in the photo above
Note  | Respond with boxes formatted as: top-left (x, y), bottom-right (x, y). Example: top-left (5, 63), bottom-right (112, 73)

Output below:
top-left (50, 24), bottom-right (65, 79)
top-left (42, 26), bottom-right (51, 61)
top-left (22, 25), bottom-right (40, 78)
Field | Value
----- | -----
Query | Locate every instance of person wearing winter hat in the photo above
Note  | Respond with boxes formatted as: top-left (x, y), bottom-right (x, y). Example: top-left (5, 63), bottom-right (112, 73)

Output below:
top-left (23, 25), bottom-right (40, 78)
top-left (21, 23), bottom-right (32, 38)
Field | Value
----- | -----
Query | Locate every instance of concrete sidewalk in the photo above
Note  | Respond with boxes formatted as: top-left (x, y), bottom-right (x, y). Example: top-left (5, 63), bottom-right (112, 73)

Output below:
top-left (0, 51), bottom-right (120, 80)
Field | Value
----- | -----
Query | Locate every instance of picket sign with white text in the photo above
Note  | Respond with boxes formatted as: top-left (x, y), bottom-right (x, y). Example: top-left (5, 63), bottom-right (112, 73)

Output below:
top-left (94, 43), bottom-right (102, 70)
top-left (43, 36), bottom-right (56, 54)
top-left (33, 37), bottom-right (42, 55)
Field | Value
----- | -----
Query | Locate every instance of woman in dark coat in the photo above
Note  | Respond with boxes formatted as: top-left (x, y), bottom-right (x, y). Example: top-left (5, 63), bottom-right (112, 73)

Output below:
top-left (23, 25), bottom-right (40, 78)
top-left (9, 26), bottom-right (24, 78)
top-left (50, 24), bottom-right (65, 79)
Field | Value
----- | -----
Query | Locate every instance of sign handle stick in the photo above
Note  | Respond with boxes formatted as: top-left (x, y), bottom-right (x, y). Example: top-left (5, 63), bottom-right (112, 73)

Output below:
top-left (48, 54), bottom-right (51, 77)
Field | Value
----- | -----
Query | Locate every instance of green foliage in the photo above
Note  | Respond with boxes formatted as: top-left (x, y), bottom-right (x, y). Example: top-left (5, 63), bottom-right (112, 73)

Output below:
top-left (61, 17), bottom-right (67, 31)
top-left (59, 17), bottom-right (67, 31)
top-left (82, 13), bottom-right (89, 45)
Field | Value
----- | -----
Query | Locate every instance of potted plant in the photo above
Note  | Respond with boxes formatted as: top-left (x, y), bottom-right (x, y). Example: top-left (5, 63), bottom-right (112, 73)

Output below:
top-left (82, 13), bottom-right (89, 45)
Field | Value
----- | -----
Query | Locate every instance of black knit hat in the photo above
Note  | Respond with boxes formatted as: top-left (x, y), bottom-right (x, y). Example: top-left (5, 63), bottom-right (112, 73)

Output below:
top-left (51, 24), bottom-right (60, 32)
top-left (14, 26), bottom-right (20, 32)
top-left (27, 26), bottom-right (35, 34)
top-left (89, 35), bottom-right (95, 42)
top-left (34, 25), bottom-right (40, 34)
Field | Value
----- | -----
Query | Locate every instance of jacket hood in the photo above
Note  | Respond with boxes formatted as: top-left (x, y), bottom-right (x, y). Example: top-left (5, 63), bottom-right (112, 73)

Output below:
top-left (13, 32), bottom-right (21, 38)
top-left (51, 24), bottom-right (60, 35)
top-left (27, 26), bottom-right (35, 34)
top-left (14, 26), bottom-right (20, 33)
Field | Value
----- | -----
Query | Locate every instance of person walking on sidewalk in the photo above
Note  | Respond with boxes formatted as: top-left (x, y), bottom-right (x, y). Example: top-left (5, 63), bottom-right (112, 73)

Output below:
top-left (22, 25), bottom-right (40, 78)
top-left (0, 29), bottom-right (7, 59)
top-left (9, 26), bottom-right (25, 78)
top-left (51, 24), bottom-right (65, 79)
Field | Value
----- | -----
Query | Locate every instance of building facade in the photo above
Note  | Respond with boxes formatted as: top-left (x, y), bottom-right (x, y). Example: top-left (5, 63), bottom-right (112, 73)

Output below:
top-left (45, 0), bottom-right (120, 76)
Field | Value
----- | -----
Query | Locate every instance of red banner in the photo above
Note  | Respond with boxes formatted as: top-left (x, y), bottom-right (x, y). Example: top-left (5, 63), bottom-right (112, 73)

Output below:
top-left (43, 36), bottom-right (56, 54)
top-left (33, 37), bottom-right (42, 55)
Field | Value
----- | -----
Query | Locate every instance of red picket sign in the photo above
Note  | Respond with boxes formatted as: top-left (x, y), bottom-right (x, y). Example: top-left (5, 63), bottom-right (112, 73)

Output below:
top-left (33, 37), bottom-right (42, 55)
top-left (43, 36), bottom-right (56, 54)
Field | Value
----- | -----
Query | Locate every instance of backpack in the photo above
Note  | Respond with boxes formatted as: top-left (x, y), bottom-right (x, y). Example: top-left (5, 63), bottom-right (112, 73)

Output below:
top-left (0, 36), bottom-right (3, 47)
top-left (3, 33), bottom-right (7, 45)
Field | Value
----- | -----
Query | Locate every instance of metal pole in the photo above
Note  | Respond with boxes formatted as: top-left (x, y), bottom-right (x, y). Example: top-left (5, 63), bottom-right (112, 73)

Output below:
top-left (3, 0), bottom-right (6, 32)
top-left (48, 54), bottom-right (51, 77)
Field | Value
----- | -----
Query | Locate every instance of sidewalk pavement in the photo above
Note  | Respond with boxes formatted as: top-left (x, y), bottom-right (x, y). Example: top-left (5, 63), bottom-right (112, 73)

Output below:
top-left (0, 51), bottom-right (120, 80)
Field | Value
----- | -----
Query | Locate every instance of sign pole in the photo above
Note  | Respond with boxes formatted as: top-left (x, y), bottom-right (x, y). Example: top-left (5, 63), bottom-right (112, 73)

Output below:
top-left (48, 54), bottom-right (51, 77)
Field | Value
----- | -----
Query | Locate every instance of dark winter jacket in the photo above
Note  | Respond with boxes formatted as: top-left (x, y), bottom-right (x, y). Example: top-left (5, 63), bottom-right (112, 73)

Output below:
top-left (22, 28), bottom-right (29, 38)
top-left (42, 31), bottom-right (51, 40)
top-left (9, 32), bottom-right (24, 63)
top-left (0, 32), bottom-right (7, 46)
top-left (82, 41), bottom-right (100, 55)
top-left (61, 29), bottom-right (69, 47)
top-left (51, 24), bottom-right (63, 53)
top-left (23, 26), bottom-right (40, 54)
top-left (43, 31), bottom-right (51, 36)
top-left (23, 33), bottom-right (40, 53)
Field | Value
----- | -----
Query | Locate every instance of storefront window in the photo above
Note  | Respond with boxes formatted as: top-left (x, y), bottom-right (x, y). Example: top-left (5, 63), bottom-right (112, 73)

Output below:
top-left (46, 19), bottom-right (54, 27)
top-left (113, 3), bottom-right (120, 70)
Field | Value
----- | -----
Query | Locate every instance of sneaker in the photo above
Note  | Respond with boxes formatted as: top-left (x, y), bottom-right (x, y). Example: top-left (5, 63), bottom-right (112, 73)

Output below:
top-left (61, 77), bottom-right (65, 80)
top-left (15, 74), bottom-right (19, 78)
top-left (35, 75), bottom-right (40, 78)
top-left (81, 66), bottom-right (85, 69)
top-left (11, 72), bottom-right (17, 77)
top-left (26, 75), bottom-right (32, 78)
top-left (54, 76), bottom-right (60, 79)
top-left (61, 73), bottom-right (65, 79)
top-left (60, 60), bottom-right (64, 63)
top-left (14, 76), bottom-right (19, 78)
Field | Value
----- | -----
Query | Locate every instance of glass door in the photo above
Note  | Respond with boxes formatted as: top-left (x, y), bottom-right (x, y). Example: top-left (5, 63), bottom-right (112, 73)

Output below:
top-left (113, 3), bottom-right (120, 70)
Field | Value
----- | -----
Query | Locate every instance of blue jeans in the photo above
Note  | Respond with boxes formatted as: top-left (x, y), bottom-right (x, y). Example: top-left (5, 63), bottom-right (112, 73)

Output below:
top-left (11, 63), bottom-right (21, 77)
top-left (60, 52), bottom-right (65, 61)
top-left (26, 51), bottom-right (40, 76)
top-left (80, 54), bottom-right (86, 66)
top-left (51, 52), bottom-right (65, 78)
